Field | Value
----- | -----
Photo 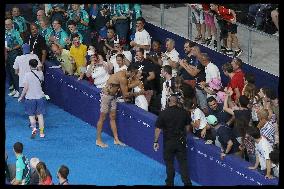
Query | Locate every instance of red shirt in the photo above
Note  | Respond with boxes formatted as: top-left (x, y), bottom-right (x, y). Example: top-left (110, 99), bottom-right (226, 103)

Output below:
top-left (202, 4), bottom-right (210, 11)
top-left (40, 176), bottom-right (53, 185)
top-left (227, 73), bottom-right (245, 101)
top-left (217, 6), bottom-right (235, 22)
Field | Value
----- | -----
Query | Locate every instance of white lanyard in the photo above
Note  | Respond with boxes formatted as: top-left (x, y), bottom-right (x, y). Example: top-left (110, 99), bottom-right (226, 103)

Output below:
top-left (29, 35), bottom-right (39, 54)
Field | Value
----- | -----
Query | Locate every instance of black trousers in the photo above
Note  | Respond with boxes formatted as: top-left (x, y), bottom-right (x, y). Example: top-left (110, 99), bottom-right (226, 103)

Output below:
top-left (163, 139), bottom-right (192, 186)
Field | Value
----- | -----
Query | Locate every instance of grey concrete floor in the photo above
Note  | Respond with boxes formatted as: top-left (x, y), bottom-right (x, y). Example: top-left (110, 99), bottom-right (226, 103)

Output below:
top-left (142, 4), bottom-right (279, 76)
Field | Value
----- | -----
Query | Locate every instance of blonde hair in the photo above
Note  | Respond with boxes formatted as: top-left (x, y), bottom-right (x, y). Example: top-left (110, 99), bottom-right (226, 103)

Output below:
top-left (243, 83), bottom-right (257, 100)
top-left (36, 162), bottom-right (48, 181)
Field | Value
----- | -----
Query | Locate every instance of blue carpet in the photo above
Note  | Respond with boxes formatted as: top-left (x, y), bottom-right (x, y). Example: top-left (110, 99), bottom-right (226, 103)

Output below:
top-left (5, 89), bottom-right (199, 186)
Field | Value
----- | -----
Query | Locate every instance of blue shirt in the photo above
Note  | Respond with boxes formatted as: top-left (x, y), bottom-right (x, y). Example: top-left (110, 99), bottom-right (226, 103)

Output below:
top-left (16, 154), bottom-right (30, 185)
top-left (5, 29), bottom-right (23, 48)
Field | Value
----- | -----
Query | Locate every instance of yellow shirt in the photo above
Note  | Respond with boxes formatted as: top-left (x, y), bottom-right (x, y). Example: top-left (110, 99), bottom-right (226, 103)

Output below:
top-left (70, 44), bottom-right (87, 74)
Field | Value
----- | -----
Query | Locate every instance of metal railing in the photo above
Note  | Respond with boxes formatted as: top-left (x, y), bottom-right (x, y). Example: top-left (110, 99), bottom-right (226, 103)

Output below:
top-left (142, 4), bottom-right (279, 76)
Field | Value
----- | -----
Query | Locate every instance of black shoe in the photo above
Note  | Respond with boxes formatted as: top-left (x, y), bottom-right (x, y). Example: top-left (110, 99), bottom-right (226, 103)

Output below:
top-left (234, 49), bottom-right (243, 57)
top-left (221, 46), bottom-right (226, 51)
top-left (225, 49), bottom-right (234, 56)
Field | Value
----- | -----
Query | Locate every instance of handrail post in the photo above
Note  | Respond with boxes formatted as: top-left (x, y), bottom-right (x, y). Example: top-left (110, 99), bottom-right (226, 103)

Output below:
top-left (160, 4), bottom-right (165, 28)
top-left (188, 5), bottom-right (192, 40)
top-left (248, 28), bottom-right (252, 65)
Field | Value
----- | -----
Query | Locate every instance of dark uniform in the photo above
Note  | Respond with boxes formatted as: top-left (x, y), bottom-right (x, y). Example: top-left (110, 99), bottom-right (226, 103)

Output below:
top-left (155, 105), bottom-right (192, 186)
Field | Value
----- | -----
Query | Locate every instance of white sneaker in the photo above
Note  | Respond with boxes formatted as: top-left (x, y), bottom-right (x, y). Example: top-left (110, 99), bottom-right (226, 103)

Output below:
top-left (8, 89), bottom-right (16, 96)
top-left (13, 91), bottom-right (20, 98)
top-left (9, 85), bottom-right (14, 90)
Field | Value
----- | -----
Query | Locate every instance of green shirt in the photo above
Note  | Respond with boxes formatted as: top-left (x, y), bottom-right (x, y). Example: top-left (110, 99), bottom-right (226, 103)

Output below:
top-left (47, 28), bottom-right (69, 48)
top-left (109, 4), bottom-right (130, 18)
top-left (5, 29), bottom-right (23, 49)
top-left (67, 8), bottom-right (89, 31)
top-left (16, 154), bottom-right (30, 185)
top-left (13, 16), bottom-right (27, 33)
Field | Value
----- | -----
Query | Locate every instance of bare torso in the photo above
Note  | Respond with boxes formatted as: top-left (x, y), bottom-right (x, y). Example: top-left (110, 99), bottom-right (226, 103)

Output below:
top-left (102, 70), bottom-right (127, 96)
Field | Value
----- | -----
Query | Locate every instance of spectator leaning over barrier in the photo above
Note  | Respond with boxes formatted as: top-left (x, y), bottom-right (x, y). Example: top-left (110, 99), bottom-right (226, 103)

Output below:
top-left (66, 20), bottom-right (84, 49)
top-left (130, 16), bottom-right (151, 53)
top-left (36, 162), bottom-right (53, 185)
top-left (161, 38), bottom-right (180, 77)
top-left (86, 53), bottom-right (110, 88)
top-left (256, 108), bottom-right (276, 147)
top-left (222, 62), bottom-right (244, 102)
top-left (69, 33), bottom-right (87, 78)
top-left (57, 165), bottom-right (69, 185)
top-left (207, 96), bottom-right (233, 126)
top-left (24, 23), bottom-right (48, 68)
top-left (185, 98), bottom-right (215, 144)
top-left (11, 6), bottom-right (28, 39)
top-left (179, 43), bottom-right (206, 99)
top-left (18, 59), bottom-right (46, 138)
top-left (133, 48), bottom-right (156, 104)
top-left (210, 4), bottom-right (242, 57)
top-left (51, 43), bottom-right (74, 75)
top-left (197, 52), bottom-right (220, 114)
top-left (154, 95), bottom-right (192, 186)
top-left (13, 43), bottom-right (42, 98)
top-left (47, 19), bottom-right (69, 49)
top-left (95, 64), bottom-right (138, 148)
top-left (11, 142), bottom-right (30, 185)
top-left (207, 115), bottom-right (242, 160)
top-left (246, 126), bottom-right (274, 179)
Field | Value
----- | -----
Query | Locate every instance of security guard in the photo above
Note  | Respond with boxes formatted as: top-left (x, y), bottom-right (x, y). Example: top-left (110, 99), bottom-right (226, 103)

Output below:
top-left (153, 95), bottom-right (192, 186)
top-left (5, 18), bottom-right (23, 97)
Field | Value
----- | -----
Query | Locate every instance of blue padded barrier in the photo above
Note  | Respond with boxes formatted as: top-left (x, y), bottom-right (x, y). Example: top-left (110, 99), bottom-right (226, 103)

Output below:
top-left (44, 61), bottom-right (278, 185)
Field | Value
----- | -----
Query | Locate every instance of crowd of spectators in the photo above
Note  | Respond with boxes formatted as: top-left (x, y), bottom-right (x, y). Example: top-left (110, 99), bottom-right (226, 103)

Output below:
top-left (5, 3), bottom-right (279, 183)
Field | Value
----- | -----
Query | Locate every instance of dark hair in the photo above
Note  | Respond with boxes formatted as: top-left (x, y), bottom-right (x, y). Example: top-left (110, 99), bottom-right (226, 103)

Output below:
top-left (239, 95), bottom-right (249, 108)
top-left (58, 165), bottom-right (69, 179)
top-left (67, 19), bottom-right (77, 26)
top-left (29, 22), bottom-right (38, 29)
top-left (136, 47), bottom-right (144, 55)
top-left (234, 117), bottom-right (249, 143)
top-left (136, 17), bottom-right (145, 24)
top-left (127, 64), bottom-right (139, 72)
top-left (263, 87), bottom-right (277, 100)
top-left (184, 40), bottom-right (196, 48)
top-left (107, 27), bottom-right (115, 32)
top-left (53, 19), bottom-right (62, 26)
top-left (184, 98), bottom-right (196, 110)
top-left (245, 126), bottom-right (260, 139)
top-left (244, 73), bottom-right (255, 84)
top-left (207, 96), bottom-right (217, 103)
top-left (222, 62), bottom-right (234, 73)
top-left (162, 65), bottom-right (172, 75)
top-left (269, 149), bottom-right (279, 164)
top-left (116, 53), bottom-right (124, 59)
top-left (29, 59), bottom-right (39, 68)
top-left (71, 33), bottom-right (80, 41)
top-left (13, 142), bottom-right (23, 154)
top-left (233, 57), bottom-right (243, 68)
top-left (152, 39), bottom-right (161, 45)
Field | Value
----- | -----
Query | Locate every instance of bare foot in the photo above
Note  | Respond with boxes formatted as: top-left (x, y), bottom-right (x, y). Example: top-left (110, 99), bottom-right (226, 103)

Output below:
top-left (96, 140), bottom-right (108, 148)
top-left (114, 140), bottom-right (126, 146)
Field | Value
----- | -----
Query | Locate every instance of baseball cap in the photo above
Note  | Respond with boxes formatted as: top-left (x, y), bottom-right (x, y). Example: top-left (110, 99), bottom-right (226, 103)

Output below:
top-left (206, 115), bottom-right (218, 126)
top-left (22, 43), bottom-right (30, 54)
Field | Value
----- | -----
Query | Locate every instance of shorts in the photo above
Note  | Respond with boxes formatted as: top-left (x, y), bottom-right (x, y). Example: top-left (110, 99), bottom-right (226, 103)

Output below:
top-left (100, 93), bottom-right (117, 113)
top-left (226, 23), bottom-right (238, 34)
top-left (192, 9), bottom-right (204, 24)
top-left (24, 98), bottom-right (46, 116)
top-left (217, 20), bottom-right (228, 39)
top-left (204, 12), bottom-right (215, 27)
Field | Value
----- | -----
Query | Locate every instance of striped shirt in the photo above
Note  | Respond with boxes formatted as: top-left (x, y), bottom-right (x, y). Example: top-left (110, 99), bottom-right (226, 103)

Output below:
top-left (243, 135), bottom-right (255, 155)
top-left (260, 121), bottom-right (275, 146)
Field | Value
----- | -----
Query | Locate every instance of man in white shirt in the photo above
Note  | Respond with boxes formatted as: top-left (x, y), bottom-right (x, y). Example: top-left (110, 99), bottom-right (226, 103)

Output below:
top-left (247, 126), bottom-right (274, 179)
top-left (109, 40), bottom-right (132, 71)
top-left (13, 43), bottom-right (42, 98)
top-left (161, 38), bottom-right (180, 77)
top-left (130, 17), bottom-right (151, 53)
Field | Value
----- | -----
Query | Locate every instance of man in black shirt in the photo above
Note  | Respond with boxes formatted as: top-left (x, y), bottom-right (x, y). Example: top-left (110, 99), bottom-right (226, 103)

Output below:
top-left (154, 95), bottom-right (192, 186)
top-left (24, 23), bottom-right (47, 69)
